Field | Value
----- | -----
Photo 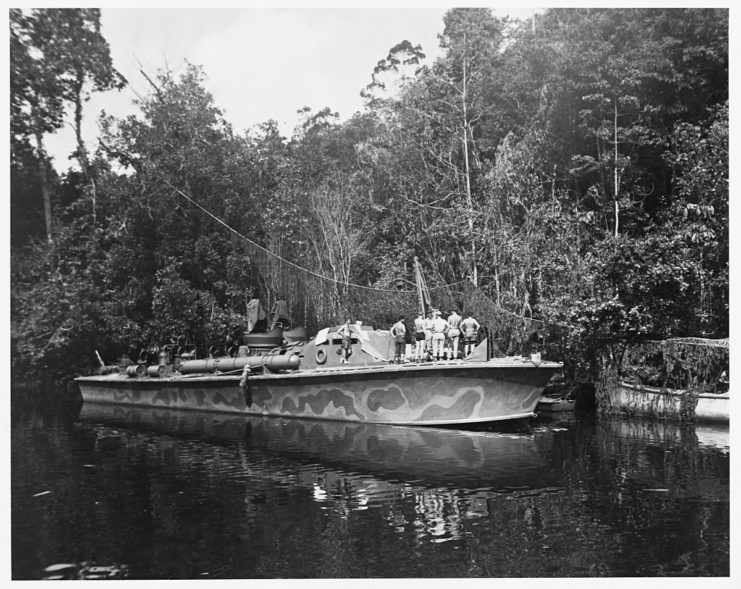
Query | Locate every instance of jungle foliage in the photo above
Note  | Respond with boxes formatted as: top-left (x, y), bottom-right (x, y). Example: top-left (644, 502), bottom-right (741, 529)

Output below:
top-left (10, 8), bottom-right (728, 385)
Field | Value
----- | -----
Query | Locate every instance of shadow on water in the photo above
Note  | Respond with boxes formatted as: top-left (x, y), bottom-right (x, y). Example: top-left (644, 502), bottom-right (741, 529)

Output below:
top-left (11, 390), bottom-right (729, 579)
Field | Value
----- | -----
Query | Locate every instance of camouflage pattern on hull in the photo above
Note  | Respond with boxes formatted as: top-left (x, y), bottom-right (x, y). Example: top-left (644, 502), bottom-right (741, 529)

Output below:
top-left (77, 362), bottom-right (560, 425)
top-left (245, 364), bottom-right (555, 424)
top-left (77, 375), bottom-right (245, 414)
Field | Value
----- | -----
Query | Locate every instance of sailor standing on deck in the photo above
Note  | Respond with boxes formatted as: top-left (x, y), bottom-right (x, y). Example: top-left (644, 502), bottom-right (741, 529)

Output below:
top-left (461, 312), bottom-right (481, 357)
top-left (413, 312), bottom-right (426, 361)
top-left (390, 316), bottom-right (407, 363)
top-left (337, 320), bottom-right (354, 363)
top-left (423, 312), bottom-right (434, 359)
top-left (430, 310), bottom-right (449, 361)
top-left (447, 309), bottom-right (462, 359)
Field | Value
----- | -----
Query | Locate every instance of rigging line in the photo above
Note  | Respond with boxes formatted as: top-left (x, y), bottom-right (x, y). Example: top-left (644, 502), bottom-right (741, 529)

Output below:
top-left (488, 303), bottom-right (572, 330)
top-left (636, 338), bottom-right (728, 348)
top-left (160, 178), bottom-right (573, 328)
top-left (160, 178), bottom-right (430, 294)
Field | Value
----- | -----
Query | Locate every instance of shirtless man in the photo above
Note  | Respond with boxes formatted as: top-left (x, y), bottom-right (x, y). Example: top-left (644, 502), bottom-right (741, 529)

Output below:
top-left (460, 312), bottom-right (481, 357)
top-left (390, 316), bottom-right (407, 363)
top-left (447, 309), bottom-right (462, 359)
top-left (413, 312), bottom-right (426, 361)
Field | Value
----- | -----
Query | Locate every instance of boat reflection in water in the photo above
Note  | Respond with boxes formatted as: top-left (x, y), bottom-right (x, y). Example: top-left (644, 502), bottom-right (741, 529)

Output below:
top-left (12, 399), bottom-right (728, 578)
top-left (77, 403), bottom-right (564, 550)
top-left (78, 402), bottom-right (555, 494)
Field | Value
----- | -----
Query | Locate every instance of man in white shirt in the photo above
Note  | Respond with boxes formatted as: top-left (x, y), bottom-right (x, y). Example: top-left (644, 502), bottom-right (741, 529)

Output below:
top-left (430, 310), bottom-right (449, 361)
top-left (423, 312), bottom-right (434, 359)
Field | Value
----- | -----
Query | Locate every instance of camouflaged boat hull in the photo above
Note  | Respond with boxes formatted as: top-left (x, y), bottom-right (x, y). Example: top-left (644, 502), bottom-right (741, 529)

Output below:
top-left (76, 374), bottom-right (246, 414)
top-left (77, 359), bottom-right (560, 425)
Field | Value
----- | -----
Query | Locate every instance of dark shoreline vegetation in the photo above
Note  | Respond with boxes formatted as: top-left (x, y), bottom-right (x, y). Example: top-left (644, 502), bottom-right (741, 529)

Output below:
top-left (10, 8), bottom-right (728, 395)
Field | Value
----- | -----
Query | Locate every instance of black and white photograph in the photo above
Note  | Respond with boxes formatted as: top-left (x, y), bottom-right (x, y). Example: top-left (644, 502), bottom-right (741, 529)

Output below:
top-left (8, 3), bottom-right (730, 581)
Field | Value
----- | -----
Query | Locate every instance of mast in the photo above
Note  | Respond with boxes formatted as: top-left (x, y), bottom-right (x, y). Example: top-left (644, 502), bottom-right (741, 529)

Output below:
top-left (414, 257), bottom-right (431, 317)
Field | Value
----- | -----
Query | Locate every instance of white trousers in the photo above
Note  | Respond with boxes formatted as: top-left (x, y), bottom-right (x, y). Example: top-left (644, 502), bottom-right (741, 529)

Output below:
top-left (432, 333), bottom-right (445, 358)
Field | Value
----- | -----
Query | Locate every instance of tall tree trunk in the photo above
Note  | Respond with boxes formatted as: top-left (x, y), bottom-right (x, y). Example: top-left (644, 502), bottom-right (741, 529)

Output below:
top-left (613, 98), bottom-right (620, 237)
top-left (73, 72), bottom-right (95, 224)
top-left (494, 256), bottom-right (501, 306)
top-left (73, 76), bottom-right (90, 177)
top-left (461, 47), bottom-right (478, 286)
top-left (33, 128), bottom-right (53, 244)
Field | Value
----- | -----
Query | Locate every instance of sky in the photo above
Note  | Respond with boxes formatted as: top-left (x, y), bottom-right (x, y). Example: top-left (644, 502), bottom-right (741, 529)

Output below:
top-left (41, 5), bottom-right (543, 171)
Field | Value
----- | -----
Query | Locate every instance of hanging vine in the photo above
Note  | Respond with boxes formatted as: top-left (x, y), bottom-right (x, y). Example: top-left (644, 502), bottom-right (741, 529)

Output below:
top-left (618, 338), bottom-right (728, 393)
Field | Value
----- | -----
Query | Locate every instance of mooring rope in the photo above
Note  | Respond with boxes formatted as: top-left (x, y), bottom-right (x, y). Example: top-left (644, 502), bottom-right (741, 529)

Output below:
top-left (161, 178), bottom-right (472, 294)
top-left (162, 178), bottom-right (728, 343)
top-left (160, 177), bottom-right (600, 332)
top-left (639, 338), bottom-right (729, 348)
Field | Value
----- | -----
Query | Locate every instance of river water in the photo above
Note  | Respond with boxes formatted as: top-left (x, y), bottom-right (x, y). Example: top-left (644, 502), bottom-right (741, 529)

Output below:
top-left (11, 394), bottom-right (729, 579)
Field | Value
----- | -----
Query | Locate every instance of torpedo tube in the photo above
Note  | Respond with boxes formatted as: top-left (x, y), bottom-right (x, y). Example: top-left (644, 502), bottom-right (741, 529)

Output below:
top-left (178, 354), bottom-right (300, 375)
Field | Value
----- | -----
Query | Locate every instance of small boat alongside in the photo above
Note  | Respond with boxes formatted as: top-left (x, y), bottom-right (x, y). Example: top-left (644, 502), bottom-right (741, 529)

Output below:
top-left (600, 338), bottom-right (729, 423)
top-left (536, 397), bottom-right (576, 413)
top-left (536, 380), bottom-right (582, 414)
top-left (613, 382), bottom-right (729, 423)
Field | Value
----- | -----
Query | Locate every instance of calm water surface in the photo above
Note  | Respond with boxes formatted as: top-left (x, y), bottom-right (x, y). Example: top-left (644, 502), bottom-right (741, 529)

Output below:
top-left (11, 393), bottom-right (729, 579)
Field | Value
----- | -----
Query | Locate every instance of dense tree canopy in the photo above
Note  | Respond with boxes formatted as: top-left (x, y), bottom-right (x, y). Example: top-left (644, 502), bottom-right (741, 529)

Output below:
top-left (10, 8), bottom-right (728, 385)
top-left (10, 8), bottom-right (124, 245)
